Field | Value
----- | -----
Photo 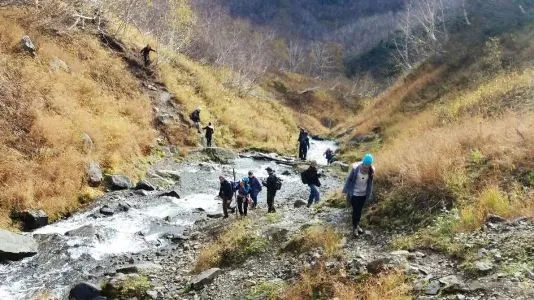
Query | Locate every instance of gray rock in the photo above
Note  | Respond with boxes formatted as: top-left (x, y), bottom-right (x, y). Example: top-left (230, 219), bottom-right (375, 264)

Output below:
top-left (49, 56), bottom-right (70, 72)
top-left (20, 35), bottom-right (36, 56)
top-left (116, 202), bottom-right (130, 212)
top-left (100, 205), bottom-right (114, 216)
top-left (107, 175), bottom-right (133, 190)
top-left (367, 257), bottom-right (393, 275)
top-left (203, 147), bottom-right (236, 164)
top-left (147, 290), bottom-right (158, 299)
top-left (207, 213), bottom-right (223, 219)
top-left (439, 275), bottom-right (464, 292)
top-left (17, 209), bottom-right (48, 230)
top-left (331, 161), bottom-right (350, 172)
top-left (69, 282), bottom-right (103, 300)
top-left (0, 229), bottom-right (38, 261)
top-left (159, 190), bottom-right (180, 199)
top-left (192, 268), bottom-right (222, 290)
top-left (65, 225), bottom-right (96, 238)
top-left (294, 200), bottom-right (307, 208)
top-left (87, 161), bottom-right (103, 187)
top-left (116, 263), bottom-right (163, 274)
top-left (425, 280), bottom-right (441, 295)
top-left (474, 260), bottom-right (494, 273)
top-left (349, 133), bottom-right (379, 144)
top-left (136, 179), bottom-right (156, 191)
top-left (82, 133), bottom-right (94, 154)
top-left (155, 170), bottom-right (181, 181)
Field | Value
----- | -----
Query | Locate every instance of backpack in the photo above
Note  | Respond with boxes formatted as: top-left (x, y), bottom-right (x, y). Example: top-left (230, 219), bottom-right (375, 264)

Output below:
top-left (275, 176), bottom-right (282, 190)
top-left (301, 169), bottom-right (309, 184)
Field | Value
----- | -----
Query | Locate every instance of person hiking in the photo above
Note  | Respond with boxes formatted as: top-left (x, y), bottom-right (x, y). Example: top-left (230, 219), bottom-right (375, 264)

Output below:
top-left (342, 153), bottom-right (375, 237)
top-left (236, 177), bottom-right (251, 216)
top-left (203, 122), bottom-right (214, 147)
top-left (248, 171), bottom-right (262, 209)
top-left (304, 160), bottom-right (322, 207)
top-left (189, 107), bottom-right (201, 133)
top-left (298, 130), bottom-right (311, 160)
top-left (262, 167), bottom-right (281, 213)
top-left (324, 148), bottom-right (335, 165)
top-left (218, 176), bottom-right (234, 218)
top-left (140, 44), bottom-right (156, 67)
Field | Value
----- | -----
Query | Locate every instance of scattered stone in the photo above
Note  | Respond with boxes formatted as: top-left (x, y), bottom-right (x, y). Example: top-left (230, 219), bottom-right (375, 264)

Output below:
top-left (0, 229), bottom-right (38, 261)
top-left (390, 250), bottom-right (411, 257)
top-left (486, 213), bottom-right (506, 223)
top-left (195, 208), bottom-right (206, 212)
top-left (159, 190), bottom-right (180, 199)
top-left (65, 225), bottom-right (96, 238)
top-left (107, 175), bottom-right (133, 190)
top-left (366, 258), bottom-right (392, 275)
top-left (207, 213), bottom-right (223, 219)
top-left (116, 263), bottom-right (163, 274)
top-left (17, 209), bottom-right (48, 230)
top-left (68, 282), bottom-right (103, 300)
top-left (294, 200), bottom-right (307, 208)
top-left (20, 35), bottom-right (36, 56)
top-left (191, 268), bottom-right (222, 290)
top-left (49, 56), bottom-right (70, 72)
top-left (439, 275), bottom-right (464, 293)
top-left (117, 202), bottom-right (130, 212)
top-left (136, 179), bottom-right (156, 191)
top-left (281, 170), bottom-right (291, 176)
top-left (331, 161), bottom-right (350, 172)
top-left (474, 260), bottom-right (494, 274)
top-left (425, 280), bottom-right (441, 295)
top-left (87, 161), bottom-right (103, 187)
top-left (100, 205), bottom-right (114, 216)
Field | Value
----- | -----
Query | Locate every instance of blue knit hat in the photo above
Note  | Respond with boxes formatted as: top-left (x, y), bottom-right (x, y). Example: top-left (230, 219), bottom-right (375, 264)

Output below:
top-left (362, 153), bottom-right (374, 166)
top-left (242, 176), bottom-right (249, 184)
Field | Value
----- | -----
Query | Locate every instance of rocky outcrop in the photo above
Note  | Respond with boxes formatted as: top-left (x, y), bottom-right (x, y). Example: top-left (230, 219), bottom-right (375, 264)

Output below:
top-left (20, 35), bottom-right (36, 56)
top-left (106, 175), bottom-right (133, 190)
top-left (135, 179), bottom-right (156, 191)
top-left (0, 229), bottom-right (38, 261)
top-left (191, 268), bottom-right (222, 290)
top-left (203, 147), bottom-right (236, 164)
top-left (87, 161), bottom-right (103, 187)
top-left (68, 282), bottom-right (104, 300)
top-left (17, 209), bottom-right (48, 230)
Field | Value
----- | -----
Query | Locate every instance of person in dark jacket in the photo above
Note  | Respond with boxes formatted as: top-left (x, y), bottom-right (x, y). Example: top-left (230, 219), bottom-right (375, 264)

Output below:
top-left (262, 167), bottom-right (278, 213)
top-left (236, 177), bottom-right (251, 216)
top-left (218, 176), bottom-right (233, 218)
top-left (189, 108), bottom-right (201, 133)
top-left (140, 44), bottom-right (156, 67)
top-left (305, 160), bottom-right (322, 207)
top-left (298, 131), bottom-right (310, 160)
top-left (342, 153), bottom-right (375, 237)
top-left (324, 148), bottom-right (335, 165)
top-left (203, 122), bottom-right (214, 147)
top-left (248, 171), bottom-right (262, 209)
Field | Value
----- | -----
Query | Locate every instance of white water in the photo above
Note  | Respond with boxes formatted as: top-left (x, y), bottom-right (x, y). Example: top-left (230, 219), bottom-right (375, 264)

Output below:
top-left (307, 139), bottom-right (338, 165)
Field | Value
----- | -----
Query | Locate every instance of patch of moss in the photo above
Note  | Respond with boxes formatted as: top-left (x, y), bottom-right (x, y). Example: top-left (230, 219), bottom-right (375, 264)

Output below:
top-left (102, 274), bottom-right (152, 300)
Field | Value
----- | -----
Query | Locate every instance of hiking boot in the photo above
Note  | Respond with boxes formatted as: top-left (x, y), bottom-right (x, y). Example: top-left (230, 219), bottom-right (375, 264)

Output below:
top-left (357, 226), bottom-right (364, 234)
top-left (306, 204), bottom-right (311, 208)
top-left (353, 228), bottom-right (359, 237)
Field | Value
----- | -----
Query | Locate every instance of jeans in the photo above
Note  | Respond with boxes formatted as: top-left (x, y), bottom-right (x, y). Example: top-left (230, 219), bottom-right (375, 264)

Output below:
top-left (250, 191), bottom-right (260, 207)
top-left (308, 184), bottom-right (320, 205)
top-left (350, 196), bottom-right (367, 228)
top-left (237, 195), bottom-right (248, 216)
top-left (267, 191), bottom-right (276, 213)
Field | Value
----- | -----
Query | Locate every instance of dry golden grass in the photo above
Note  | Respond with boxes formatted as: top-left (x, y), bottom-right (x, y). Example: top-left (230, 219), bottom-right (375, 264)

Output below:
top-left (284, 266), bottom-right (411, 300)
top-left (284, 225), bottom-right (343, 257)
top-left (0, 9), bottom-right (155, 225)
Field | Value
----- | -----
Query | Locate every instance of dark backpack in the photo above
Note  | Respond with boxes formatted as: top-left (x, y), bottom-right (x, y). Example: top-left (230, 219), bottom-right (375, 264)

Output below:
top-left (301, 169), bottom-right (309, 184)
top-left (275, 176), bottom-right (282, 190)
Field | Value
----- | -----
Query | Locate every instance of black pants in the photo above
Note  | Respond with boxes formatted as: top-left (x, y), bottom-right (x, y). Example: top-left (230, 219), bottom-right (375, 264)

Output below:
top-left (206, 135), bottom-right (212, 147)
top-left (299, 146), bottom-right (308, 160)
top-left (237, 195), bottom-right (248, 216)
top-left (222, 197), bottom-right (231, 217)
top-left (267, 191), bottom-right (276, 213)
top-left (350, 196), bottom-right (367, 228)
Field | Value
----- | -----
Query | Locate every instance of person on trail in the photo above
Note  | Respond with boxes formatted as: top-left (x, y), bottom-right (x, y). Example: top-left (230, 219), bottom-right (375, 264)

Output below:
top-left (324, 148), bottom-right (335, 165)
top-left (236, 177), bottom-right (251, 216)
top-left (140, 44), bottom-right (156, 67)
top-left (218, 176), bottom-right (234, 218)
top-left (342, 153), bottom-right (375, 237)
top-left (304, 160), bottom-right (322, 208)
top-left (262, 167), bottom-right (281, 213)
top-left (298, 130), bottom-right (311, 160)
top-left (248, 171), bottom-right (262, 209)
top-left (189, 107), bottom-right (201, 133)
top-left (203, 122), bottom-right (214, 147)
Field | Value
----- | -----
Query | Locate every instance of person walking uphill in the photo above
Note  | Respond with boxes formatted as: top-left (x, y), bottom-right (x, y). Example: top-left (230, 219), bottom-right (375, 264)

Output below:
top-left (189, 107), bottom-right (201, 133)
top-left (237, 177), bottom-right (251, 216)
top-left (203, 122), bottom-right (214, 147)
top-left (218, 176), bottom-right (233, 218)
top-left (302, 160), bottom-right (322, 208)
top-left (298, 129), bottom-right (310, 160)
top-left (262, 167), bottom-right (282, 213)
top-left (140, 44), bottom-right (156, 67)
top-left (248, 171), bottom-right (262, 209)
top-left (342, 153), bottom-right (375, 237)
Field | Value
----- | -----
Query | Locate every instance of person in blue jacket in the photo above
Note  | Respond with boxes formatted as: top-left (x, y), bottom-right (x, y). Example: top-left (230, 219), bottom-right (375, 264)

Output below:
top-left (248, 171), bottom-right (262, 209)
top-left (342, 153), bottom-right (375, 237)
top-left (237, 176), bottom-right (251, 216)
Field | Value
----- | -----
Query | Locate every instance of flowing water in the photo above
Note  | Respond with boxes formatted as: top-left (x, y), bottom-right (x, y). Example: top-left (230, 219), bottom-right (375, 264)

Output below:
top-left (0, 140), bottom-right (336, 299)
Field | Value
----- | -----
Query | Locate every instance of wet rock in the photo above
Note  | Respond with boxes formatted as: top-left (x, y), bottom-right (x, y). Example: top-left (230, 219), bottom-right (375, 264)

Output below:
top-left (117, 202), bottom-right (131, 212)
top-left (65, 225), bottom-right (96, 238)
top-left (170, 234), bottom-right (190, 243)
top-left (116, 263), bottom-right (163, 274)
top-left (136, 179), bottom-right (156, 191)
top-left (87, 161), bottom-right (103, 187)
top-left (294, 200), bottom-right (307, 208)
top-left (195, 207), bottom-right (206, 212)
top-left (106, 175), bottom-right (133, 190)
top-left (282, 170), bottom-right (291, 176)
top-left (49, 56), bottom-right (70, 72)
top-left (203, 147), bottom-right (236, 164)
top-left (17, 209), bottom-right (48, 230)
top-left (207, 213), bottom-right (223, 219)
top-left (474, 260), bottom-right (494, 274)
top-left (100, 205), bottom-right (114, 216)
top-left (0, 229), bottom-right (38, 261)
top-left (331, 161), bottom-right (349, 172)
top-left (159, 190), bottom-right (180, 199)
top-left (486, 214), bottom-right (506, 223)
top-left (155, 170), bottom-right (181, 181)
top-left (68, 282), bottom-right (103, 300)
top-left (191, 268), bottom-right (222, 290)
top-left (20, 35), bottom-right (36, 56)
top-left (425, 280), bottom-right (441, 295)
top-left (367, 258), bottom-right (393, 274)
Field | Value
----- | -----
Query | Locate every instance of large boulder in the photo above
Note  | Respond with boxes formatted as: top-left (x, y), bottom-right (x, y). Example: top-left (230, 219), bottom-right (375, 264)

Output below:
top-left (87, 161), bottom-right (103, 187)
top-left (155, 170), bottom-right (181, 181)
top-left (135, 179), bottom-right (156, 191)
top-left (203, 147), bottom-right (236, 164)
top-left (106, 175), bottom-right (133, 190)
top-left (18, 209), bottom-right (48, 230)
top-left (0, 229), bottom-right (38, 261)
top-left (331, 161), bottom-right (350, 172)
top-left (65, 225), bottom-right (96, 238)
top-left (20, 35), bottom-right (36, 56)
top-left (191, 268), bottom-right (222, 290)
top-left (68, 282), bottom-right (104, 300)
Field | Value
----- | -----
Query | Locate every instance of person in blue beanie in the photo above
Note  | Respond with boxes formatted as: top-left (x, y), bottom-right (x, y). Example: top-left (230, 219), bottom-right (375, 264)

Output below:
top-left (342, 153), bottom-right (375, 237)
